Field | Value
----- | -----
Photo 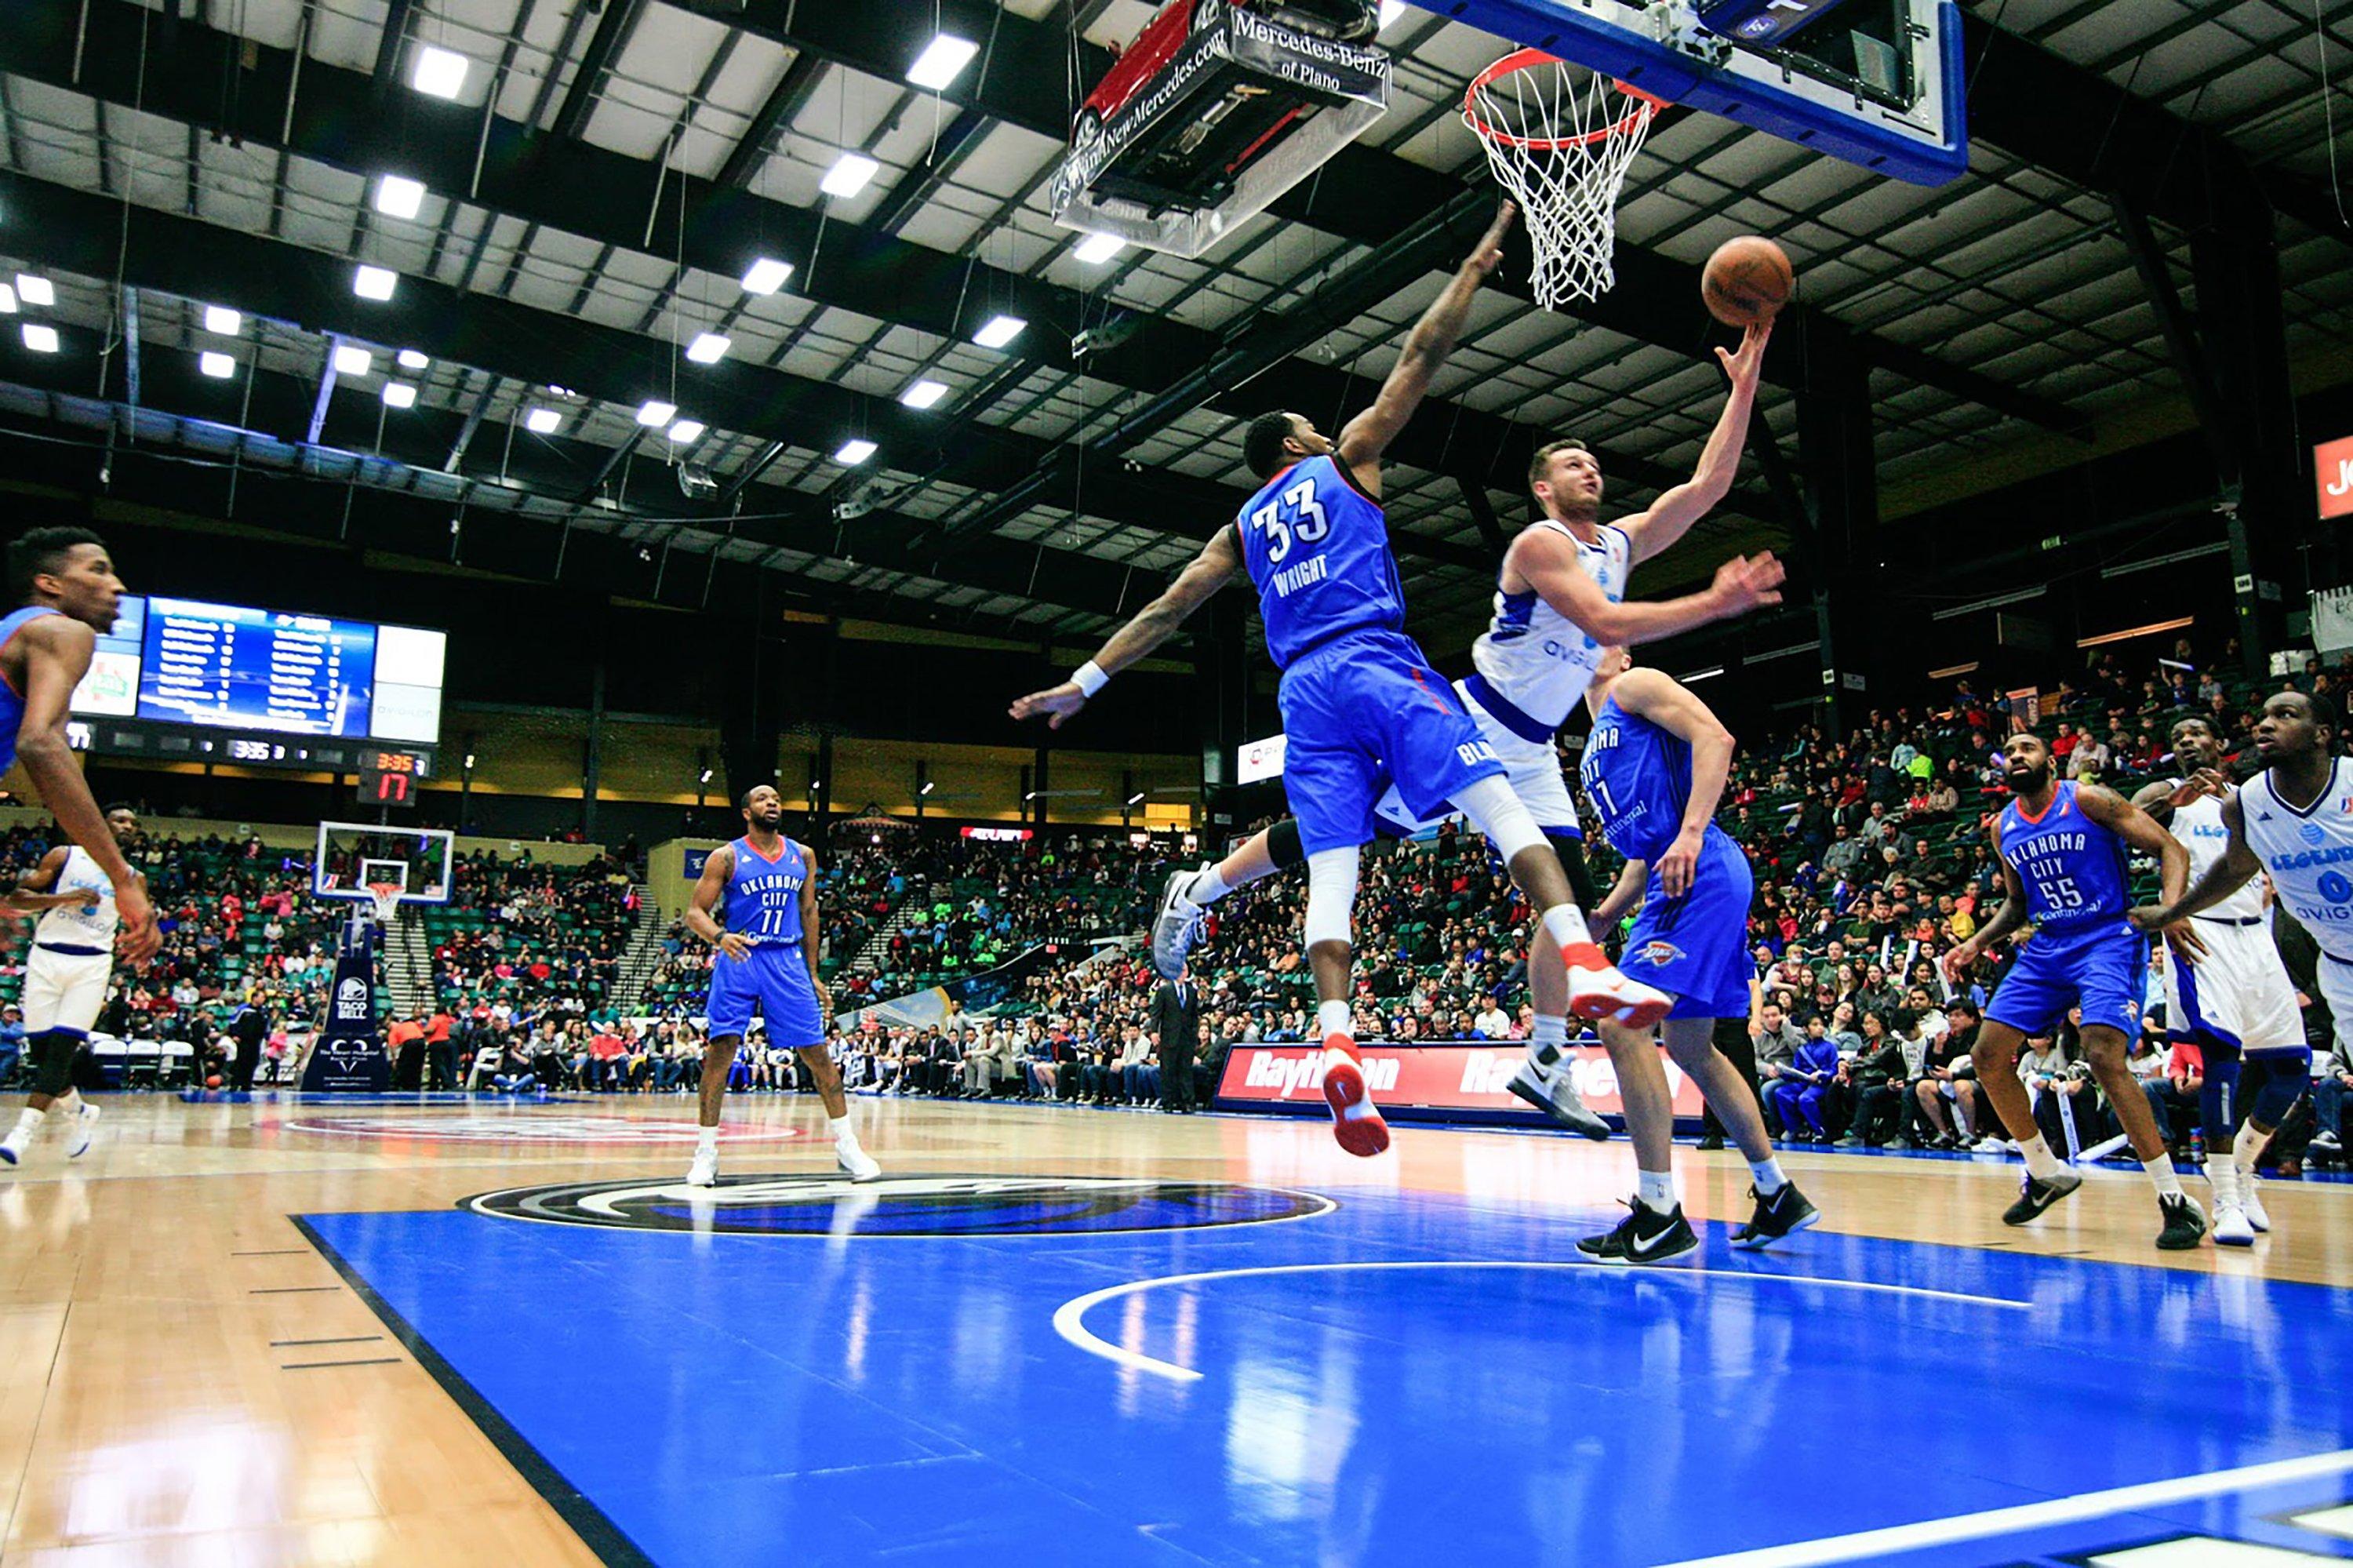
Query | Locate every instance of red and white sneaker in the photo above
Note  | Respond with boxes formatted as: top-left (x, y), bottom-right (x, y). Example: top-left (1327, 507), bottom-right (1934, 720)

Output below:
top-left (1562, 944), bottom-right (1671, 1029)
top-left (1320, 1036), bottom-right (1389, 1158)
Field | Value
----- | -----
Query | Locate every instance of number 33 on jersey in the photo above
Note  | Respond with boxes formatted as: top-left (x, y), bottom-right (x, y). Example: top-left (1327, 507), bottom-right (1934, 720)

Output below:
top-left (1236, 454), bottom-right (1409, 671)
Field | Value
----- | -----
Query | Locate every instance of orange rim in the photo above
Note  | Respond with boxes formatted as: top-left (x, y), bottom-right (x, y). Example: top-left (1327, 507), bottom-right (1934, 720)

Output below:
top-left (1463, 49), bottom-right (1668, 152)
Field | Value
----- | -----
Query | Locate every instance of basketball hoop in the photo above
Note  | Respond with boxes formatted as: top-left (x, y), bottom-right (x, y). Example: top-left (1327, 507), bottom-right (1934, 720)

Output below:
top-left (1464, 51), bottom-right (1665, 310)
top-left (365, 881), bottom-right (404, 926)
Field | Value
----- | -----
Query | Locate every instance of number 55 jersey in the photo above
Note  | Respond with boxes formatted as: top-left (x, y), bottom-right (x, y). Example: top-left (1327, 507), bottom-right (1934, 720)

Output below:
top-left (1985, 780), bottom-right (2148, 1039)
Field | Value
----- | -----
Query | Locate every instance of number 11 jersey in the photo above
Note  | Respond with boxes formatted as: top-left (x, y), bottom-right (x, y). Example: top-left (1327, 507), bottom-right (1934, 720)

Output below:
top-left (1235, 455), bottom-right (1403, 669)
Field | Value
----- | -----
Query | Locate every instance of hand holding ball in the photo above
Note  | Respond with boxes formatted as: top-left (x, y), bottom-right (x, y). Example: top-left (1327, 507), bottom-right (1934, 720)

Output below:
top-left (1702, 236), bottom-right (1794, 327)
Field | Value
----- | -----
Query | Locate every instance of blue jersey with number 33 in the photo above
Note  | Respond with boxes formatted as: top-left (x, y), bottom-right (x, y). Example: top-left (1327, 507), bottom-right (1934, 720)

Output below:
top-left (1997, 783), bottom-right (2129, 933)
top-left (725, 836), bottom-right (807, 949)
top-left (1236, 455), bottom-right (1404, 669)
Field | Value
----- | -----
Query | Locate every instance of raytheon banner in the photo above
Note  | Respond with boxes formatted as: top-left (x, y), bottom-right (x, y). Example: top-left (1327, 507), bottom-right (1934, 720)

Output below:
top-left (1217, 1042), bottom-right (1705, 1122)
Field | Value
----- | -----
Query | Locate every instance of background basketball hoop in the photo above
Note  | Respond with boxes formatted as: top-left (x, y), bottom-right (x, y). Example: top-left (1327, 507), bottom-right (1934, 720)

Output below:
top-left (365, 880), bottom-right (405, 927)
top-left (1464, 51), bottom-right (1665, 310)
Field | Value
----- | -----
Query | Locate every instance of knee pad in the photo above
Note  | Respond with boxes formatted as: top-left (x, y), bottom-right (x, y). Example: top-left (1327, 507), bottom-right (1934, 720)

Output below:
top-left (2249, 1049), bottom-right (2312, 1129)
top-left (1545, 830), bottom-right (1598, 910)
top-left (1449, 774), bottom-right (1544, 864)
top-left (2198, 1044), bottom-right (2242, 1140)
top-left (1303, 847), bottom-right (1360, 950)
top-left (31, 1031), bottom-right (78, 1097)
top-left (1266, 817), bottom-right (1306, 871)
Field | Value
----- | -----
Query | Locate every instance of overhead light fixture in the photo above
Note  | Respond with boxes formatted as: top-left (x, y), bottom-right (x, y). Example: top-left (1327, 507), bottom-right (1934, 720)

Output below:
top-left (202, 304), bottom-right (240, 336)
top-left (332, 344), bottom-right (374, 377)
top-left (1682, 666), bottom-right (1726, 682)
top-left (1126, 792), bottom-right (1146, 806)
top-left (906, 33), bottom-right (980, 91)
top-left (1072, 232), bottom-right (1126, 265)
top-left (397, 348), bottom-right (429, 371)
top-left (353, 265), bottom-right (398, 301)
top-left (198, 350), bottom-right (235, 378)
top-left (16, 275), bottom-right (54, 308)
top-left (635, 400), bottom-right (677, 427)
top-left (820, 151), bottom-right (880, 198)
top-left (900, 379), bottom-right (949, 410)
top-left (699, 768), bottom-right (714, 784)
top-left (685, 332), bottom-right (731, 365)
top-left (374, 174), bottom-right (427, 220)
top-left (920, 780), bottom-right (935, 795)
top-left (667, 419), bottom-right (705, 443)
top-left (973, 314), bottom-right (1025, 349)
top-left (810, 779), bottom-right (822, 792)
top-left (411, 45), bottom-right (468, 100)
top-left (383, 381), bottom-right (417, 409)
top-left (464, 753), bottom-right (477, 770)
top-left (0, 283), bottom-right (16, 315)
top-left (835, 438), bottom-right (878, 465)
top-left (524, 406), bottom-right (562, 435)
top-left (21, 323), bottom-right (58, 353)
top-left (740, 256), bottom-right (793, 296)
top-left (1379, 0), bottom-right (1408, 25)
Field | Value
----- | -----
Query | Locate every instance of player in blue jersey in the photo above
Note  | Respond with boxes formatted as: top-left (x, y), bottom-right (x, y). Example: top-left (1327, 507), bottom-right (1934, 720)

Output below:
top-left (1573, 649), bottom-right (1817, 1262)
top-left (1941, 731), bottom-right (2206, 1250)
top-left (1014, 202), bottom-right (1674, 1159)
top-left (683, 784), bottom-right (878, 1188)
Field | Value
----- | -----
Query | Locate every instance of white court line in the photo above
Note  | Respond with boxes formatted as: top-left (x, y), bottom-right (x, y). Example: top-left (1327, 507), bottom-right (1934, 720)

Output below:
top-left (1050, 1261), bottom-right (2031, 1384)
top-left (1652, 1448), bottom-right (2353, 1568)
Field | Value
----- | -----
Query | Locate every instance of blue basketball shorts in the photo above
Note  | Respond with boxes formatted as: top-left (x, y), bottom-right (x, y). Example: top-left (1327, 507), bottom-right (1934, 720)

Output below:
top-left (705, 944), bottom-right (824, 1047)
top-left (1276, 628), bottom-right (1507, 857)
top-left (1985, 920), bottom-right (2148, 1039)
top-left (1617, 828), bottom-right (1755, 1020)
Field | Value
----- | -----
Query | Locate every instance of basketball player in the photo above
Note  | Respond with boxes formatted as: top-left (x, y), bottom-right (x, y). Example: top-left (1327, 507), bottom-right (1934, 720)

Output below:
top-left (1135, 322), bottom-right (1781, 1136)
top-left (0, 529), bottom-right (156, 964)
top-left (1941, 732), bottom-right (2207, 1250)
top-left (2132, 690), bottom-right (2340, 1221)
top-left (2129, 716), bottom-right (2305, 1246)
top-left (0, 804), bottom-right (137, 1166)
top-left (1013, 202), bottom-right (1683, 1159)
top-left (1573, 649), bottom-right (1817, 1261)
top-left (682, 785), bottom-right (878, 1188)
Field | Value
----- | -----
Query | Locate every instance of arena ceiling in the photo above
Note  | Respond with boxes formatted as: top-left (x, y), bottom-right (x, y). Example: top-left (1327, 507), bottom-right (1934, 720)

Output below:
top-left (0, 0), bottom-right (2346, 660)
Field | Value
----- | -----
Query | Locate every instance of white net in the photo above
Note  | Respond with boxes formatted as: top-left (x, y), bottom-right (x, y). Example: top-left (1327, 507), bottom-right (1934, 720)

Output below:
top-left (366, 882), bottom-right (404, 926)
top-left (1464, 53), bottom-right (1662, 311)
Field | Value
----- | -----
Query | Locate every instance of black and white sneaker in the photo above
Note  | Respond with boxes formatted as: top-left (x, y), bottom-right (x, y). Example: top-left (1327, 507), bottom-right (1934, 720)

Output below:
top-left (2155, 1191), bottom-right (2207, 1251)
top-left (1506, 1060), bottom-right (1611, 1140)
top-left (2001, 1168), bottom-right (2083, 1226)
top-left (1150, 862), bottom-right (1211, 981)
top-left (1730, 1182), bottom-right (1820, 1250)
top-left (1577, 1200), bottom-right (1698, 1265)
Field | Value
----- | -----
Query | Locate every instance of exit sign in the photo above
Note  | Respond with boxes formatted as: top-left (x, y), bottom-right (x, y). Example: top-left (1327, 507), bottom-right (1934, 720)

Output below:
top-left (2319, 433), bottom-right (2353, 521)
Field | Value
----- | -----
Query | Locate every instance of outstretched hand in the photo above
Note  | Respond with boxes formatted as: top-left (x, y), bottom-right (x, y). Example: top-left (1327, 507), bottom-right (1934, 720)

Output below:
top-left (1009, 682), bottom-right (1088, 730)
top-left (1711, 551), bottom-right (1786, 614)
top-left (1465, 200), bottom-right (1517, 278)
top-left (1715, 318), bottom-right (1772, 391)
top-left (2165, 767), bottom-right (2232, 809)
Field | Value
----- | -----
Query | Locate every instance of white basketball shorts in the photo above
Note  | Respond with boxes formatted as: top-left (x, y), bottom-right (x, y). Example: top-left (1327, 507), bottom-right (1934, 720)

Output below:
top-left (2160, 915), bottom-right (2304, 1053)
top-left (1373, 676), bottom-right (1579, 836)
top-left (22, 944), bottom-right (115, 1035)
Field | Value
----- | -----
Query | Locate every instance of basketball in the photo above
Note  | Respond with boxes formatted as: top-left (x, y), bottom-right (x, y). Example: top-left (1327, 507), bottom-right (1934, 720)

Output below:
top-left (205, 1075), bottom-right (223, 1089)
top-left (1701, 235), bottom-right (1795, 326)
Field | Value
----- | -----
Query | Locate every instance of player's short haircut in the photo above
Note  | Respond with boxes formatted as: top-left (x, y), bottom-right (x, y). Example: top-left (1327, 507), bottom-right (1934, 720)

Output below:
top-left (736, 785), bottom-right (775, 813)
top-left (1243, 412), bottom-right (1300, 479)
top-left (2297, 688), bottom-right (2340, 743)
top-left (1528, 437), bottom-right (1589, 489)
top-left (8, 526), bottom-right (105, 604)
top-left (105, 802), bottom-right (135, 816)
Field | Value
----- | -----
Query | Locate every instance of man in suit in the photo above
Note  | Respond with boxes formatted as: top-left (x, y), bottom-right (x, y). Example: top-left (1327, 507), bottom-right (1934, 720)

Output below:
top-left (227, 995), bottom-right (268, 1094)
top-left (1155, 967), bottom-right (1203, 1114)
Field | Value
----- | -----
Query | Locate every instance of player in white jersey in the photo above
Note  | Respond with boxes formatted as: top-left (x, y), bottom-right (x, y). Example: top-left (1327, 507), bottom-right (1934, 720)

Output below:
top-left (2130, 718), bottom-right (2305, 1245)
top-left (0, 804), bottom-right (141, 1166)
top-left (2134, 693), bottom-right (2333, 1231)
top-left (1143, 322), bottom-right (1781, 1133)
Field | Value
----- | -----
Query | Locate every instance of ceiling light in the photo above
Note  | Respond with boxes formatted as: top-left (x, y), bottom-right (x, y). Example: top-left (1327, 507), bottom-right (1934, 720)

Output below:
top-left (16, 275), bottom-right (54, 308)
top-left (973, 314), bottom-right (1025, 349)
top-left (900, 379), bottom-right (949, 410)
top-left (332, 344), bottom-right (374, 377)
top-left (740, 256), bottom-right (793, 296)
top-left (1126, 792), bottom-right (1145, 806)
top-left (374, 174), bottom-right (426, 220)
top-left (525, 406), bottom-right (562, 435)
top-left (353, 265), bottom-right (398, 301)
top-left (635, 400), bottom-right (677, 427)
top-left (397, 348), bottom-right (429, 371)
top-left (685, 332), bottom-right (731, 365)
top-left (699, 768), bottom-right (714, 784)
top-left (411, 45), bottom-right (468, 100)
top-left (820, 151), bottom-right (879, 198)
top-left (383, 381), bottom-right (417, 409)
top-left (667, 419), bottom-right (705, 443)
top-left (0, 284), bottom-right (16, 315)
top-left (1379, 0), bottom-right (1407, 25)
top-left (202, 304), bottom-right (240, 335)
top-left (21, 323), bottom-right (58, 353)
top-left (906, 34), bottom-right (980, 91)
top-left (835, 438), bottom-right (878, 465)
top-left (1073, 232), bottom-right (1126, 265)
top-left (199, 351), bottom-right (235, 378)
top-left (920, 780), bottom-right (935, 795)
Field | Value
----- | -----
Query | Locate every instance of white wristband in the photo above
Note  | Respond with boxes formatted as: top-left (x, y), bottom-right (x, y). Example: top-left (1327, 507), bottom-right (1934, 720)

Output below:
top-left (1071, 660), bottom-right (1109, 698)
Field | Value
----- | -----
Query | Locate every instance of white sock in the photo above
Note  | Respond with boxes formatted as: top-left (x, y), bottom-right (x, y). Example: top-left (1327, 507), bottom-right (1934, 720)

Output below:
top-left (2144, 1150), bottom-right (2185, 1200)
top-left (696, 1126), bottom-right (718, 1156)
top-left (1191, 863), bottom-right (1233, 904)
top-left (1317, 1000), bottom-right (1353, 1042)
top-left (5, 1107), bottom-right (38, 1144)
top-left (1747, 1156), bottom-right (1788, 1195)
top-left (2018, 1133), bottom-right (2067, 1181)
top-left (1636, 1169), bottom-right (1676, 1213)
top-left (829, 1113), bottom-right (857, 1147)
top-left (1527, 1013), bottom-right (1569, 1068)
top-left (2209, 1159), bottom-right (2240, 1210)
top-left (2235, 1131), bottom-right (2268, 1180)
top-left (1540, 905), bottom-right (1594, 952)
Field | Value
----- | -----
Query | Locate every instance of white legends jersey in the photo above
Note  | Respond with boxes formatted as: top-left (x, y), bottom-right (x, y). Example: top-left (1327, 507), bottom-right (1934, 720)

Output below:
top-left (1467, 519), bottom-right (1630, 735)
top-left (31, 846), bottom-right (119, 950)
top-left (2170, 785), bottom-right (2264, 922)
top-left (2242, 758), bottom-right (2353, 959)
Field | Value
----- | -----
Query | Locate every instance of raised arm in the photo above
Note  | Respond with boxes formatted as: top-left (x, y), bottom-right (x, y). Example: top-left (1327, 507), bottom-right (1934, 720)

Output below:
top-left (1009, 526), bottom-right (1246, 730)
top-left (10, 617), bottom-right (154, 960)
top-left (1610, 667), bottom-right (1735, 898)
top-left (1517, 529), bottom-right (1783, 647)
top-left (1333, 202), bottom-right (1515, 497)
top-left (2078, 784), bottom-right (2190, 908)
top-left (1618, 320), bottom-right (1771, 566)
